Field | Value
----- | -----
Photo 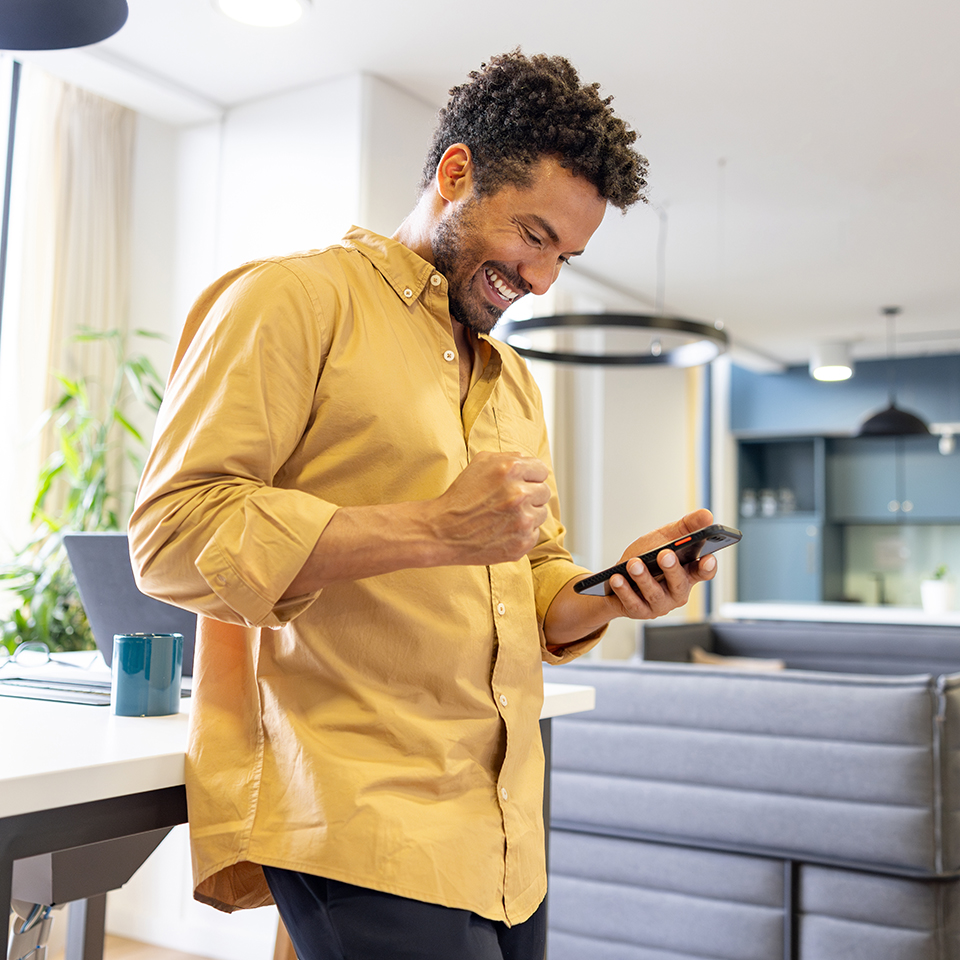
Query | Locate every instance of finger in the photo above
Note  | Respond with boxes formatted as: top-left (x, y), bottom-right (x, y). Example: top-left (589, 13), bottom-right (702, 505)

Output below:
top-left (655, 508), bottom-right (714, 544)
top-left (657, 549), bottom-right (690, 595)
top-left (527, 481), bottom-right (552, 508)
top-left (509, 455), bottom-right (549, 482)
top-left (608, 568), bottom-right (655, 617)
top-left (619, 561), bottom-right (686, 621)
top-left (695, 554), bottom-right (718, 581)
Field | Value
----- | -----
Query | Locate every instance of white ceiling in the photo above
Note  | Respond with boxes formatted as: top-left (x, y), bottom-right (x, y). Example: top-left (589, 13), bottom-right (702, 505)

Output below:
top-left (19, 0), bottom-right (960, 368)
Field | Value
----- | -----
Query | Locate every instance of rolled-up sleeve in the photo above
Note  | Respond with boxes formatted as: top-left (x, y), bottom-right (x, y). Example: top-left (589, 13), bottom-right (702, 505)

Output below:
top-left (129, 260), bottom-right (338, 628)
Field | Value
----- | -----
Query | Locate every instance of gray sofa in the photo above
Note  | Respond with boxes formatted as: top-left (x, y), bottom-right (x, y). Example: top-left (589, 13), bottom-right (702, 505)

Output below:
top-left (543, 619), bottom-right (960, 960)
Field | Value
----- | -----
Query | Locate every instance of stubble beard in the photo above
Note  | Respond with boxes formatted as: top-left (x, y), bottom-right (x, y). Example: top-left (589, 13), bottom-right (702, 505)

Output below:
top-left (431, 201), bottom-right (504, 336)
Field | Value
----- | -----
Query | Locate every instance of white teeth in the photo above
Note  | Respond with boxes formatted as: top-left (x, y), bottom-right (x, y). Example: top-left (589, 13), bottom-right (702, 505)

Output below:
top-left (486, 268), bottom-right (519, 301)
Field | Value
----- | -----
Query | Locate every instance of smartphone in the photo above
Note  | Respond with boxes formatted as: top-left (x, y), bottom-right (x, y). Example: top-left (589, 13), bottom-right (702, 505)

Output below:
top-left (573, 523), bottom-right (742, 597)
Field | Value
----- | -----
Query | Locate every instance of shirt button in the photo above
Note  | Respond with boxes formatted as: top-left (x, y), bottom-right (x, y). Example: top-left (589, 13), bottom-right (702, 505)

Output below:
top-left (403, 287), bottom-right (413, 298)
top-left (501, 787), bottom-right (509, 802)
top-left (215, 574), bottom-right (226, 586)
top-left (430, 274), bottom-right (442, 286)
top-left (443, 350), bottom-right (456, 362)
top-left (497, 602), bottom-right (506, 616)
top-left (499, 694), bottom-right (508, 707)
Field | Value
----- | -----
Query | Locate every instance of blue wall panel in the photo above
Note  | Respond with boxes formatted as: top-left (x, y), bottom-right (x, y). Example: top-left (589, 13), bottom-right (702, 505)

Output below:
top-left (731, 354), bottom-right (960, 436)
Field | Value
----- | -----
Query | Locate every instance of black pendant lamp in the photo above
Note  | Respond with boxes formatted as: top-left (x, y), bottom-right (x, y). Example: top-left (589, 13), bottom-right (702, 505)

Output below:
top-left (0, 0), bottom-right (128, 51)
top-left (858, 306), bottom-right (930, 437)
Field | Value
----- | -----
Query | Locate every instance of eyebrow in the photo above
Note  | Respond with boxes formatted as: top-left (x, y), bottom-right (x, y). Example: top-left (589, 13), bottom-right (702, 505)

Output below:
top-left (527, 215), bottom-right (586, 257)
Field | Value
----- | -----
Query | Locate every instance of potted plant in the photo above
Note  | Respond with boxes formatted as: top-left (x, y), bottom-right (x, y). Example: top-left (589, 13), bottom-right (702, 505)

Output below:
top-left (920, 565), bottom-right (955, 615)
top-left (0, 328), bottom-right (165, 653)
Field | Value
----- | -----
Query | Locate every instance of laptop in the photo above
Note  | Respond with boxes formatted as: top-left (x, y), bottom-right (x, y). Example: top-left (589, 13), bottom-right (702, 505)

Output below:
top-left (0, 533), bottom-right (197, 705)
top-left (63, 531), bottom-right (197, 676)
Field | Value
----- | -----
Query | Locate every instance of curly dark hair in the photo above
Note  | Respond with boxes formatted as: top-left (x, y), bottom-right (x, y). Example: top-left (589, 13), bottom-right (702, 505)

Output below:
top-left (420, 50), bottom-right (647, 211)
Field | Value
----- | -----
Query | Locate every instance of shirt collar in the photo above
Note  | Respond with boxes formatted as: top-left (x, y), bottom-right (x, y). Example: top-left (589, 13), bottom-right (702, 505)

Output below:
top-left (341, 225), bottom-right (501, 359)
top-left (342, 226), bottom-right (437, 305)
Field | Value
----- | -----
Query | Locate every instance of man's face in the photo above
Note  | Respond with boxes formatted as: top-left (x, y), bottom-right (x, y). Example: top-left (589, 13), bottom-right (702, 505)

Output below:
top-left (431, 157), bottom-right (607, 335)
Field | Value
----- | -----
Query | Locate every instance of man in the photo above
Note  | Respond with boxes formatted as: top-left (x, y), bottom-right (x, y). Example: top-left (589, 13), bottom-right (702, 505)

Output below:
top-left (129, 51), bottom-right (717, 960)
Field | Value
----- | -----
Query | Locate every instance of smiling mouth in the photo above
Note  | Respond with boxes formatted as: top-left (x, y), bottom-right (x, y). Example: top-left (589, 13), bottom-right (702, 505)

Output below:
top-left (484, 267), bottom-right (521, 305)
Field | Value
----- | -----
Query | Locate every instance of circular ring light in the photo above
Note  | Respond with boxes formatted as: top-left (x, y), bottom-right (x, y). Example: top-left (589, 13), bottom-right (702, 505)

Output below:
top-left (498, 313), bottom-right (728, 367)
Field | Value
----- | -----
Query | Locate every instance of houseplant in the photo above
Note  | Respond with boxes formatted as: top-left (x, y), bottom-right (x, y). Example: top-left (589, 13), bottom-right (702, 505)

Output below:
top-left (920, 565), bottom-right (955, 615)
top-left (0, 328), bottom-right (165, 653)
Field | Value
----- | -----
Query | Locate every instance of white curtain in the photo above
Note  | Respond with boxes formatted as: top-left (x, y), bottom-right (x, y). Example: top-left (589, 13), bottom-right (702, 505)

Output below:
top-left (0, 63), bottom-right (136, 561)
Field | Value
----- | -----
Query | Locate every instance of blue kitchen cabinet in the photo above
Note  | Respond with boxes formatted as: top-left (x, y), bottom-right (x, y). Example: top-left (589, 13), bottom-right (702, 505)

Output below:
top-left (736, 516), bottom-right (825, 602)
top-left (827, 435), bottom-right (960, 522)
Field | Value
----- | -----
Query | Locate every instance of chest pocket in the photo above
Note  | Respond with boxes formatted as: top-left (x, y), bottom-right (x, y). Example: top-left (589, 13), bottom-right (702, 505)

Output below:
top-left (496, 411), bottom-right (542, 458)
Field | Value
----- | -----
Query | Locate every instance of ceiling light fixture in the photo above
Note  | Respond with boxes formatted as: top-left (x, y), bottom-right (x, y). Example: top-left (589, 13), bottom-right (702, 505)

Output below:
top-left (810, 341), bottom-right (853, 381)
top-left (858, 306), bottom-right (930, 437)
top-left (498, 313), bottom-right (728, 366)
top-left (216, 0), bottom-right (308, 27)
top-left (931, 424), bottom-right (959, 456)
top-left (497, 203), bottom-right (727, 367)
top-left (0, 0), bottom-right (129, 50)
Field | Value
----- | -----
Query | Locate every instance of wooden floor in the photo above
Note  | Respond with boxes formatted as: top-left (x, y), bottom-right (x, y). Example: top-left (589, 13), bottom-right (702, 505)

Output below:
top-left (49, 934), bottom-right (214, 960)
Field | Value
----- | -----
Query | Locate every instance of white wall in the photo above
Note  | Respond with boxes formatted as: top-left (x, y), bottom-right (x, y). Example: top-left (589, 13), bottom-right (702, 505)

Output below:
top-left (359, 75), bottom-right (438, 236)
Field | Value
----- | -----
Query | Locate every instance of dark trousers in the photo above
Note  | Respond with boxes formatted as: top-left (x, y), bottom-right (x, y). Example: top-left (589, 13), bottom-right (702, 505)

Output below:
top-left (263, 866), bottom-right (546, 960)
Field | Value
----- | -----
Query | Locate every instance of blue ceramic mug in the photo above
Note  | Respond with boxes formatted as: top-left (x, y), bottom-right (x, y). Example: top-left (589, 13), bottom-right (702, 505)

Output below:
top-left (111, 633), bottom-right (183, 717)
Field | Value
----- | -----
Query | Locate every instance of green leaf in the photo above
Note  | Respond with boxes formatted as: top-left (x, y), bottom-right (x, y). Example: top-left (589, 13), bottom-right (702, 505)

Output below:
top-left (2, 325), bottom-right (164, 651)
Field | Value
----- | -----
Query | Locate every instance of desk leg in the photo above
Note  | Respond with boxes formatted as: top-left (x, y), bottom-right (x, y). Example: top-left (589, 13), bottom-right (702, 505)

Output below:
top-left (66, 895), bottom-right (106, 960)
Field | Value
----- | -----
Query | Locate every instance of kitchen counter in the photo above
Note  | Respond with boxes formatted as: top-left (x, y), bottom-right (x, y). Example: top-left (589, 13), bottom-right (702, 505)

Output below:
top-left (720, 600), bottom-right (960, 627)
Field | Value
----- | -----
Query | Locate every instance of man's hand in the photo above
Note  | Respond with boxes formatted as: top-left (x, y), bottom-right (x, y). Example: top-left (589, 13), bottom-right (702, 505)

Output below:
top-left (542, 508), bottom-right (719, 649)
top-left (428, 452), bottom-right (551, 566)
top-left (602, 508), bottom-right (717, 621)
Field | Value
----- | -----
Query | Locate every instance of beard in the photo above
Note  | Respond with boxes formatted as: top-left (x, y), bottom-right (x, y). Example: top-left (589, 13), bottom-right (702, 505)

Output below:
top-left (431, 200), bottom-right (507, 336)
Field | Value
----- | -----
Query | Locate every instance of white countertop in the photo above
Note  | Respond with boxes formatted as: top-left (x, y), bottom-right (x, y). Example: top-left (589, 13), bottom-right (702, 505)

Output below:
top-left (0, 659), bottom-right (594, 820)
top-left (721, 601), bottom-right (960, 626)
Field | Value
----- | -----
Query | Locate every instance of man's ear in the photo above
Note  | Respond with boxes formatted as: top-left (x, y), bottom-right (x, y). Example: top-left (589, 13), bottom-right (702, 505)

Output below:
top-left (435, 144), bottom-right (474, 203)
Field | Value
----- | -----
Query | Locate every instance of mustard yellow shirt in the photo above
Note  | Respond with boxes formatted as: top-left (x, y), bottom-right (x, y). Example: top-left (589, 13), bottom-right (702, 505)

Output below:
top-left (128, 227), bottom-right (601, 925)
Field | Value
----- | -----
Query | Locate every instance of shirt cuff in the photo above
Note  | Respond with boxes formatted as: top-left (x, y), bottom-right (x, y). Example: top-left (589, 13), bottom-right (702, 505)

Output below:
top-left (533, 560), bottom-right (608, 662)
top-left (196, 490), bottom-right (338, 628)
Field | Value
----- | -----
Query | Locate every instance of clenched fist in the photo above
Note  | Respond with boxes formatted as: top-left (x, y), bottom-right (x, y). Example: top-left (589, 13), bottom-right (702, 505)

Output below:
top-left (428, 452), bottom-right (551, 565)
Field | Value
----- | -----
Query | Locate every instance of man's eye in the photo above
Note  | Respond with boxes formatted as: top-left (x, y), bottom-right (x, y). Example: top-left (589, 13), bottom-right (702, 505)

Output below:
top-left (523, 228), bottom-right (542, 246)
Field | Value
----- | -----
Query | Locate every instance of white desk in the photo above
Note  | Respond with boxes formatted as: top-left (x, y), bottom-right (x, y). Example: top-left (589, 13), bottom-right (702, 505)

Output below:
top-left (1, 680), bottom-right (594, 959)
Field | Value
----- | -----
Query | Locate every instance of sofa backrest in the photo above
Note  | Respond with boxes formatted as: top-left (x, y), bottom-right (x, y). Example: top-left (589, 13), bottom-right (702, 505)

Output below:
top-left (544, 659), bottom-right (960, 875)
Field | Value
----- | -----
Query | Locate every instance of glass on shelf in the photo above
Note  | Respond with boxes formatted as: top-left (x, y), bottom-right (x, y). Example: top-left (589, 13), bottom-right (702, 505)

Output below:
top-left (759, 489), bottom-right (778, 517)
top-left (778, 487), bottom-right (796, 514)
top-left (740, 488), bottom-right (757, 517)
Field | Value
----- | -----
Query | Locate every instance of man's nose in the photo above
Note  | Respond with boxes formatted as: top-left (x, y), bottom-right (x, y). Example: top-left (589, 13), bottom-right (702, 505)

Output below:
top-left (518, 255), bottom-right (561, 297)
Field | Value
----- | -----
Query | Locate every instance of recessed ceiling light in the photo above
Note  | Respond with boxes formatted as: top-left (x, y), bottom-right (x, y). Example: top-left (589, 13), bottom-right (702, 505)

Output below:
top-left (216, 0), bottom-right (309, 27)
top-left (810, 341), bottom-right (853, 381)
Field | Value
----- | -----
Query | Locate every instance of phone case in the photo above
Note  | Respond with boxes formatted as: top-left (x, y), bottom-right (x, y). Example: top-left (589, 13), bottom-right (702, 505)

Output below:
top-left (573, 524), bottom-right (742, 597)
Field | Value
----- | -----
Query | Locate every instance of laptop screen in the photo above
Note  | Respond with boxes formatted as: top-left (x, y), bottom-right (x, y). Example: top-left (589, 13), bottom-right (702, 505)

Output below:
top-left (63, 532), bottom-right (197, 676)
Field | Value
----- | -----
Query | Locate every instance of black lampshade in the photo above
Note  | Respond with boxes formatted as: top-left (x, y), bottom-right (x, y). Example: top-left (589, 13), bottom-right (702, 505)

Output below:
top-left (0, 0), bottom-right (128, 51)
top-left (858, 402), bottom-right (930, 437)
